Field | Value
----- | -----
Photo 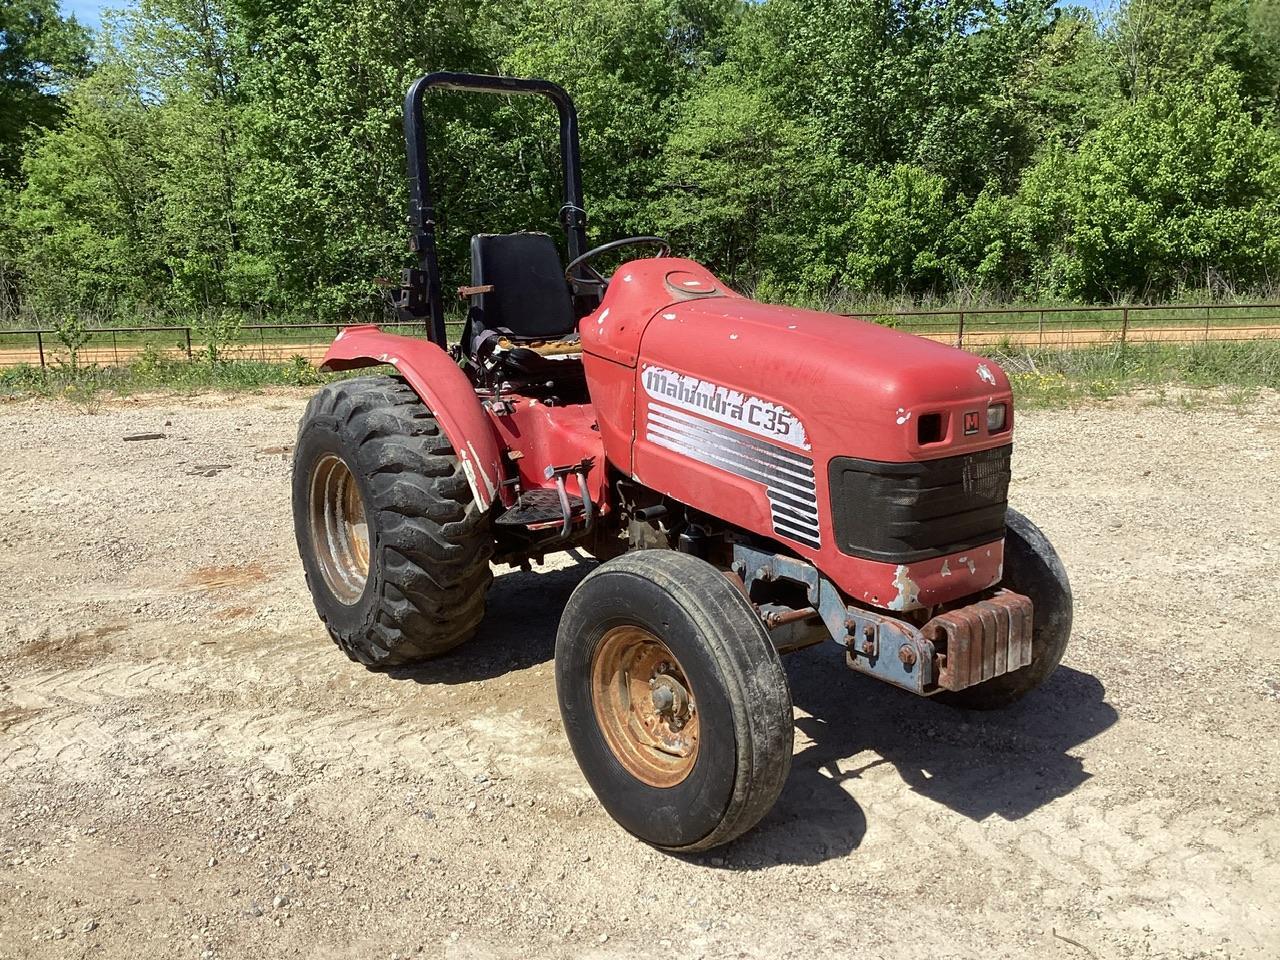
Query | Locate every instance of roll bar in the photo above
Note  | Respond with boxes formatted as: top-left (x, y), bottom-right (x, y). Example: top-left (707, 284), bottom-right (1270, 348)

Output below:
top-left (394, 72), bottom-right (589, 346)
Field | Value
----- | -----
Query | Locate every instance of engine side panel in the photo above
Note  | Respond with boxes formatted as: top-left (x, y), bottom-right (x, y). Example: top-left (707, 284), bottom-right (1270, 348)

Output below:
top-left (581, 352), bottom-right (636, 475)
top-left (485, 399), bottom-right (607, 506)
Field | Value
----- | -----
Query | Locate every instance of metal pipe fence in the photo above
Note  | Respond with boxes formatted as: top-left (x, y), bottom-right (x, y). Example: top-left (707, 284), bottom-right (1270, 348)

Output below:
top-left (3, 304), bottom-right (1279, 371)
top-left (854, 302), bottom-right (1280, 351)
top-left (0, 320), bottom-right (461, 370)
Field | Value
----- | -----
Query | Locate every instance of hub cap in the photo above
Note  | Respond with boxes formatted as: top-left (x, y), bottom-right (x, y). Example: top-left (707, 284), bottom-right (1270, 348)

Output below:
top-left (590, 626), bottom-right (700, 787)
top-left (309, 454), bottom-right (370, 604)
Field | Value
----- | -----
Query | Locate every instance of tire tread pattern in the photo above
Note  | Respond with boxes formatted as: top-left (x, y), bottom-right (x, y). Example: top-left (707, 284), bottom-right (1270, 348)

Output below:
top-left (559, 551), bottom-right (793, 851)
top-left (295, 375), bottom-right (492, 666)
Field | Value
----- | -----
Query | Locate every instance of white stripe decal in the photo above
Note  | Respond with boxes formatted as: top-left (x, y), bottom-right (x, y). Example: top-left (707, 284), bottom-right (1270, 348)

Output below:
top-left (645, 417), bottom-right (814, 488)
top-left (648, 403), bottom-right (814, 467)
top-left (643, 393), bottom-right (821, 549)
top-left (645, 422), bottom-right (818, 499)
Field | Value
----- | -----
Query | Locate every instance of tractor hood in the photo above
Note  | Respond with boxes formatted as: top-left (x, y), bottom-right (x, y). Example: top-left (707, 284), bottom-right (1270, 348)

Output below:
top-left (636, 294), bottom-right (1014, 465)
top-left (581, 259), bottom-right (1014, 610)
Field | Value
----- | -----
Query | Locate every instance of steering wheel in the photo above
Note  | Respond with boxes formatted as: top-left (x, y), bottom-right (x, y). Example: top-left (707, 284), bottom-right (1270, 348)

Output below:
top-left (564, 236), bottom-right (670, 292)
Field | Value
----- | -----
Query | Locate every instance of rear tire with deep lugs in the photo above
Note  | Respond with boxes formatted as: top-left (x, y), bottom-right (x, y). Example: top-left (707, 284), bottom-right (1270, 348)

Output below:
top-left (292, 375), bottom-right (493, 666)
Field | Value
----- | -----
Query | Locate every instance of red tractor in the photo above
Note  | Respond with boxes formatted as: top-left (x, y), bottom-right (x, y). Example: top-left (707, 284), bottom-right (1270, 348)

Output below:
top-left (293, 73), bottom-right (1072, 851)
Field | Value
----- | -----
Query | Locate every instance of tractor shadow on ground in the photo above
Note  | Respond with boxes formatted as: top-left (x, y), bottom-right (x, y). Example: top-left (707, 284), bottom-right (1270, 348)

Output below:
top-left (731, 643), bottom-right (1118, 867)
top-left (382, 561), bottom-right (1118, 870)
top-left (382, 556), bottom-right (597, 686)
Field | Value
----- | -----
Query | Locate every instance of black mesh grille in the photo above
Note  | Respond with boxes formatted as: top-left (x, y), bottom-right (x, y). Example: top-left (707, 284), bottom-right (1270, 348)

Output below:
top-left (828, 445), bottom-right (1011, 562)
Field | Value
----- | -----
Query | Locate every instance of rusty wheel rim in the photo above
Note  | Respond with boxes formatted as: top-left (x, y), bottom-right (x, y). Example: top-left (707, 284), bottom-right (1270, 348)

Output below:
top-left (309, 454), bottom-right (370, 604)
top-left (590, 626), bottom-right (700, 788)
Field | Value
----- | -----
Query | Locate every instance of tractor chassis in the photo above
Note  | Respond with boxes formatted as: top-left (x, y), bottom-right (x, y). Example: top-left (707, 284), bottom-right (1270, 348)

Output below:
top-left (731, 543), bottom-right (1034, 696)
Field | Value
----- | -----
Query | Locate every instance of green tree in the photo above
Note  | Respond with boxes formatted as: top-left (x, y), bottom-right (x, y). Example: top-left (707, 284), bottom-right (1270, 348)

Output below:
top-left (738, 0), bottom-right (1058, 195)
top-left (1013, 68), bottom-right (1280, 299)
top-left (235, 0), bottom-right (494, 318)
top-left (1111, 0), bottom-right (1280, 117)
top-left (843, 164), bottom-right (961, 293)
top-left (14, 62), bottom-right (165, 314)
top-left (12, 0), bottom-right (256, 319)
top-left (120, 0), bottom-right (255, 310)
top-left (490, 0), bottom-right (742, 244)
top-left (7, 0), bottom-right (1280, 319)
top-left (1018, 7), bottom-right (1119, 148)
top-left (653, 68), bottom-right (849, 291)
top-left (0, 0), bottom-right (91, 181)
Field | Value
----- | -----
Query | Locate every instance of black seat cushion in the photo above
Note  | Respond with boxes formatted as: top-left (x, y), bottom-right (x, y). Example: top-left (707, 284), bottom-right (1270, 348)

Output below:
top-left (468, 233), bottom-right (576, 355)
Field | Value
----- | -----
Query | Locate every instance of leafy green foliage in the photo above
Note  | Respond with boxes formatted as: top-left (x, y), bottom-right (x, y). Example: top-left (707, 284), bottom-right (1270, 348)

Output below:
top-left (3, 0), bottom-right (1280, 321)
top-left (52, 312), bottom-right (91, 371)
top-left (13, 63), bottom-right (165, 312)
top-left (192, 308), bottom-right (242, 363)
top-left (1012, 68), bottom-right (1280, 299)
top-left (0, 0), bottom-right (90, 180)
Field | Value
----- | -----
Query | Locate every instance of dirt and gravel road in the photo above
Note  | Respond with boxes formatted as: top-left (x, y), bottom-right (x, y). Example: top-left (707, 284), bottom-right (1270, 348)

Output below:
top-left (2, 388), bottom-right (1278, 959)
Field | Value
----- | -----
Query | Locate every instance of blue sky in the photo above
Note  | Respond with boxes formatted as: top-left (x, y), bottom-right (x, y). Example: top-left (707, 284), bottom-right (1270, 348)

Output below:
top-left (62, 0), bottom-right (106, 29)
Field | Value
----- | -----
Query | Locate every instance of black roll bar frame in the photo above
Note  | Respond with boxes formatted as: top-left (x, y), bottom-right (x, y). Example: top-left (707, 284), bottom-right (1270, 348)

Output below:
top-left (394, 71), bottom-right (589, 346)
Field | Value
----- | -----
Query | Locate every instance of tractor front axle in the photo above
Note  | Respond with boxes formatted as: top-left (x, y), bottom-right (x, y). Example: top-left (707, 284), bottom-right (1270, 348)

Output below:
top-left (733, 543), bottom-right (1034, 696)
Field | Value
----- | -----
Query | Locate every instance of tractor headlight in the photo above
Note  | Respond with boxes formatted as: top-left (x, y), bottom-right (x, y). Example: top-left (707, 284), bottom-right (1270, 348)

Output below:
top-left (986, 403), bottom-right (1008, 433)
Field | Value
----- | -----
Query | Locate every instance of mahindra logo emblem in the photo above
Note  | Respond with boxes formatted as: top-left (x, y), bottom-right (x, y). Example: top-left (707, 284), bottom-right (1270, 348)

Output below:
top-left (963, 411), bottom-right (980, 435)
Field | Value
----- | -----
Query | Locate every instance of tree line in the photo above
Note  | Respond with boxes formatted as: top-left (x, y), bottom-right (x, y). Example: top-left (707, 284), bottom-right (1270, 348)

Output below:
top-left (2, 0), bottom-right (1278, 327)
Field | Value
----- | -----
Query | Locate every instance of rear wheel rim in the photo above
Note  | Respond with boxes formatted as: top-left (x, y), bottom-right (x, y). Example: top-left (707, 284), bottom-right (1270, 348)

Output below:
top-left (590, 626), bottom-right (700, 788)
top-left (309, 454), bottom-right (370, 604)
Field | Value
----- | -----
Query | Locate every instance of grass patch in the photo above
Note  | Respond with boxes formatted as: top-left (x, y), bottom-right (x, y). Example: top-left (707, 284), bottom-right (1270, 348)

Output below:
top-left (996, 340), bottom-right (1280, 407)
top-left (0, 349), bottom-right (343, 409)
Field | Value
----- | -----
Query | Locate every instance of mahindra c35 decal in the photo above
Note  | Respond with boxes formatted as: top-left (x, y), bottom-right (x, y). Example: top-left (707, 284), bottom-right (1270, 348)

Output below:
top-left (641, 365), bottom-right (809, 450)
top-left (641, 365), bottom-right (820, 549)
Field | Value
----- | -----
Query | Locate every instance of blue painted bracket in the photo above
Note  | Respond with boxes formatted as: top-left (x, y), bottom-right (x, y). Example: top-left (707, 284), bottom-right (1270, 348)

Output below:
top-left (732, 543), bottom-right (937, 695)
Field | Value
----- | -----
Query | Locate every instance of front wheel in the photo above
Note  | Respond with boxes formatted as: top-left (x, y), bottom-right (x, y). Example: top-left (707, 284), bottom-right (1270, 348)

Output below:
top-left (935, 507), bottom-right (1072, 710)
top-left (555, 551), bottom-right (793, 851)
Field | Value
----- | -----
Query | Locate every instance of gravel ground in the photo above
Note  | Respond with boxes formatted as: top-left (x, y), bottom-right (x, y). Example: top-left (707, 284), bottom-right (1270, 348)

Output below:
top-left (1, 387), bottom-right (1278, 960)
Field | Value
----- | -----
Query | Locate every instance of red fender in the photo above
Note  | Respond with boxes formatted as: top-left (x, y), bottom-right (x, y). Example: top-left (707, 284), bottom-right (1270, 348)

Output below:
top-left (320, 325), bottom-right (504, 510)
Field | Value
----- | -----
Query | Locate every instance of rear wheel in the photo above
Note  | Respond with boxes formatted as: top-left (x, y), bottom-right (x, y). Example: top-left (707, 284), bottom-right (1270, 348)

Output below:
top-left (292, 375), bottom-right (493, 666)
top-left (556, 551), bottom-right (793, 851)
top-left (935, 507), bottom-right (1072, 710)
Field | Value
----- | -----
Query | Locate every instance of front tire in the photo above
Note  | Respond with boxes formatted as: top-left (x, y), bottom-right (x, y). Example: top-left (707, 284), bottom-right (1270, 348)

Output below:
top-left (292, 375), bottom-right (493, 667)
top-left (555, 551), bottom-right (793, 851)
top-left (935, 507), bottom-right (1072, 710)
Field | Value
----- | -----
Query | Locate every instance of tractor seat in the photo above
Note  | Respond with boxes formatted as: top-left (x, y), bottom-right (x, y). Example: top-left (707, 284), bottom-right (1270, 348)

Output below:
top-left (465, 232), bottom-right (579, 362)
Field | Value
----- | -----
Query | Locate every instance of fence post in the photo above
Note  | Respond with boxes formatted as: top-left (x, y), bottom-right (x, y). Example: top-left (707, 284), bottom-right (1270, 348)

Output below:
top-left (112, 329), bottom-right (119, 366)
top-left (1204, 305), bottom-right (1211, 342)
top-left (1038, 310), bottom-right (1044, 349)
top-left (956, 312), bottom-right (965, 349)
top-left (185, 327), bottom-right (193, 359)
top-left (1120, 306), bottom-right (1129, 351)
top-left (36, 330), bottom-right (46, 370)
